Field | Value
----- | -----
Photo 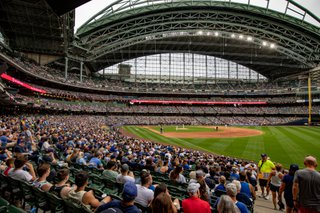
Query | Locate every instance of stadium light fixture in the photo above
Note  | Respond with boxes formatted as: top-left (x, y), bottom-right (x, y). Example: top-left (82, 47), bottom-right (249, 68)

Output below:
top-left (262, 41), bottom-right (268, 46)
top-left (198, 30), bottom-right (203, 35)
top-left (231, 34), bottom-right (236, 38)
top-left (270, 43), bottom-right (276, 48)
top-left (214, 32), bottom-right (219, 36)
top-left (239, 34), bottom-right (244, 39)
top-left (247, 36), bottom-right (253, 41)
top-left (207, 32), bottom-right (211, 36)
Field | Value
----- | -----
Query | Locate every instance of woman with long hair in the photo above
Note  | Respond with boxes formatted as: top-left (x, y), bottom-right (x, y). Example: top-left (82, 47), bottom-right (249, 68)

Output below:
top-left (151, 183), bottom-right (180, 212)
top-left (279, 164), bottom-right (299, 213)
top-left (151, 192), bottom-right (177, 213)
top-left (267, 163), bottom-right (284, 210)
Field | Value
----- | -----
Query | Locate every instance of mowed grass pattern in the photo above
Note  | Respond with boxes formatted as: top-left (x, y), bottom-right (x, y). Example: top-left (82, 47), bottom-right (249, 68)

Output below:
top-left (122, 126), bottom-right (320, 168)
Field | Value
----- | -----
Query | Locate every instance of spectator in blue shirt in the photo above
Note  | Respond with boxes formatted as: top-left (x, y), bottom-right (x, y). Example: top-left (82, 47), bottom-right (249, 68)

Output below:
top-left (89, 151), bottom-right (103, 168)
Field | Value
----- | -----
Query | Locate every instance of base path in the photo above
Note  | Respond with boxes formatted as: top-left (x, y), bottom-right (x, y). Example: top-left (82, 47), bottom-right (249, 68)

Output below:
top-left (144, 126), bottom-right (263, 138)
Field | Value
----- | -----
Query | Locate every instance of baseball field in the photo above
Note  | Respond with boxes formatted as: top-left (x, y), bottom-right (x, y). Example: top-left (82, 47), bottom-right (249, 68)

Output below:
top-left (122, 125), bottom-right (320, 168)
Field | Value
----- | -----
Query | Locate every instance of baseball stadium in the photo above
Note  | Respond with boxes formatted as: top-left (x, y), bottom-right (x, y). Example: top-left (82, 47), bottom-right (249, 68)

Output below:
top-left (0, 0), bottom-right (319, 213)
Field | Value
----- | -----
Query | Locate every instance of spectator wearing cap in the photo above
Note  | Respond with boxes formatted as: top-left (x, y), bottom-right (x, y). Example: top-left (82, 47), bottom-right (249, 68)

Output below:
top-left (225, 183), bottom-right (249, 213)
top-left (67, 171), bottom-right (111, 210)
top-left (293, 156), bottom-right (320, 213)
top-left (96, 181), bottom-right (141, 213)
top-left (279, 164), bottom-right (299, 213)
top-left (135, 169), bottom-right (154, 207)
top-left (182, 182), bottom-right (211, 213)
top-left (89, 151), bottom-right (103, 169)
top-left (102, 161), bottom-right (119, 181)
top-left (194, 170), bottom-right (210, 202)
top-left (257, 153), bottom-right (275, 199)
top-left (116, 164), bottom-right (135, 184)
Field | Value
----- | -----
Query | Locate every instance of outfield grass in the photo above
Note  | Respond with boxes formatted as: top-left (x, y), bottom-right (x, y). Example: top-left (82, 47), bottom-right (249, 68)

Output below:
top-left (122, 125), bottom-right (320, 168)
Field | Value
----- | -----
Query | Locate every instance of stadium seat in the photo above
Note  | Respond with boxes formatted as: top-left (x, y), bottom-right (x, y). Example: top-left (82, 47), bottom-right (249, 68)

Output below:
top-left (32, 187), bottom-right (49, 212)
top-left (45, 192), bottom-right (64, 213)
top-left (63, 199), bottom-right (92, 213)
top-left (6, 205), bottom-right (27, 213)
top-left (19, 181), bottom-right (35, 209)
top-left (101, 177), bottom-right (119, 195)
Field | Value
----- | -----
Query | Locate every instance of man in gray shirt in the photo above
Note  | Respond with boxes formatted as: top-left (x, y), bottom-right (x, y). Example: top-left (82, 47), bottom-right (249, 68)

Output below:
top-left (293, 156), bottom-right (320, 213)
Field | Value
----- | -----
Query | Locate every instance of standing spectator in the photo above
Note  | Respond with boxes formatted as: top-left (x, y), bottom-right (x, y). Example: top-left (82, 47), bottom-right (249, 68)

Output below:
top-left (279, 164), bottom-right (299, 213)
top-left (267, 163), bottom-right (284, 210)
top-left (182, 182), bottom-right (211, 213)
top-left (293, 156), bottom-right (320, 213)
top-left (257, 154), bottom-right (275, 199)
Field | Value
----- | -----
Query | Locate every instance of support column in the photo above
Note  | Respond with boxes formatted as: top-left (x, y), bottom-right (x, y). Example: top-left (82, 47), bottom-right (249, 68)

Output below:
top-left (64, 57), bottom-right (68, 80)
top-left (80, 61), bottom-right (83, 83)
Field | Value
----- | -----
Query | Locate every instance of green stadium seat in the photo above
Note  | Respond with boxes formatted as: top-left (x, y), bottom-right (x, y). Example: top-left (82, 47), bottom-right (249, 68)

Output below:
top-left (32, 187), bottom-right (49, 212)
top-left (63, 199), bottom-right (92, 213)
top-left (19, 181), bottom-right (35, 209)
top-left (45, 192), bottom-right (64, 213)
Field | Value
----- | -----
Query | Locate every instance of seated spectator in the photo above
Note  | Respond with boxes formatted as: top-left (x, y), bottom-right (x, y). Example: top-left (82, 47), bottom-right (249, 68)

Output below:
top-left (32, 163), bottom-right (52, 191)
top-left (8, 155), bottom-right (36, 182)
top-left (66, 149), bottom-right (80, 164)
top-left (95, 181), bottom-right (141, 213)
top-left (182, 182), bottom-right (211, 213)
top-left (239, 171), bottom-right (256, 200)
top-left (230, 167), bottom-right (240, 181)
top-left (152, 192), bottom-right (177, 213)
top-left (1, 158), bottom-right (15, 176)
top-left (76, 151), bottom-right (87, 165)
top-left (135, 169), bottom-right (154, 207)
top-left (151, 183), bottom-right (180, 211)
top-left (215, 176), bottom-right (227, 194)
top-left (169, 166), bottom-right (186, 184)
top-left (226, 183), bottom-right (249, 213)
top-left (49, 168), bottom-right (72, 199)
top-left (195, 170), bottom-right (210, 202)
top-left (88, 151), bottom-right (103, 169)
top-left (144, 157), bottom-right (155, 171)
top-left (67, 171), bottom-right (110, 210)
top-left (116, 164), bottom-right (135, 184)
top-left (0, 147), bottom-right (12, 161)
top-left (218, 195), bottom-right (239, 213)
top-left (102, 161), bottom-right (119, 181)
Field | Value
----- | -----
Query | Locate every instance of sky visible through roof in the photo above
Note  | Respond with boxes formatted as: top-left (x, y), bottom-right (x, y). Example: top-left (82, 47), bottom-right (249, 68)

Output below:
top-left (75, 0), bottom-right (320, 31)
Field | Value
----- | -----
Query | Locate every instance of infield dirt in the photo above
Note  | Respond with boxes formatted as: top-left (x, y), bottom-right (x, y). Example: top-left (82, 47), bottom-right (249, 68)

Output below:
top-left (144, 126), bottom-right (263, 138)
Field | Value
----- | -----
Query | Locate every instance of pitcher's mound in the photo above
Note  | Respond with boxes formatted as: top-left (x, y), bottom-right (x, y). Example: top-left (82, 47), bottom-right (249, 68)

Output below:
top-left (145, 126), bottom-right (263, 138)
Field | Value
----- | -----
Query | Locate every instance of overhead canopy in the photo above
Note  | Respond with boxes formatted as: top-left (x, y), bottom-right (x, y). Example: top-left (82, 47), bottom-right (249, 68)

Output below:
top-left (0, 0), bottom-right (74, 55)
top-left (75, 0), bottom-right (320, 79)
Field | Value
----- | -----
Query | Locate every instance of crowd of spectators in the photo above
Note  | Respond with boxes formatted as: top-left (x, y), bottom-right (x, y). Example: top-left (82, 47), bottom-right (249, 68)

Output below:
top-left (0, 114), bottom-right (319, 213)
top-left (1, 51), bottom-right (309, 96)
